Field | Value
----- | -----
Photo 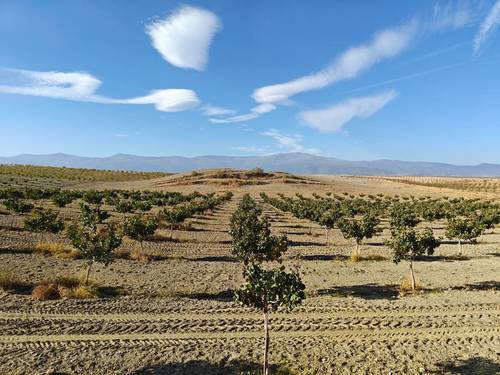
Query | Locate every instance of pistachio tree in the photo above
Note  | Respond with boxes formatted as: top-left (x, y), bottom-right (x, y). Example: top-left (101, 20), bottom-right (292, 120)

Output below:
top-left (122, 214), bottom-right (157, 255)
top-left (235, 264), bottom-right (305, 375)
top-left (386, 227), bottom-right (440, 291)
top-left (445, 216), bottom-right (483, 254)
top-left (67, 209), bottom-right (122, 284)
top-left (24, 207), bottom-right (64, 243)
top-left (338, 212), bottom-right (381, 258)
top-left (229, 194), bottom-right (287, 264)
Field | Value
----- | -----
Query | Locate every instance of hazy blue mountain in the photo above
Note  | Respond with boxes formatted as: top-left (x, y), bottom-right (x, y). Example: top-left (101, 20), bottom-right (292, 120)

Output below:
top-left (1, 152), bottom-right (500, 177)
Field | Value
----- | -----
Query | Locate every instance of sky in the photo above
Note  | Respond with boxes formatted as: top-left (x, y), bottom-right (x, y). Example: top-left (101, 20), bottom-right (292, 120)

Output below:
top-left (1, 0), bottom-right (500, 165)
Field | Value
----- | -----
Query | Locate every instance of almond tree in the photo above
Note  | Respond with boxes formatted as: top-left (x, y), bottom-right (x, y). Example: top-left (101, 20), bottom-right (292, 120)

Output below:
top-left (161, 206), bottom-right (188, 240)
top-left (235, 264), bottom-right (305, 375)
top-left (386, 227), bottom-right (440, 292)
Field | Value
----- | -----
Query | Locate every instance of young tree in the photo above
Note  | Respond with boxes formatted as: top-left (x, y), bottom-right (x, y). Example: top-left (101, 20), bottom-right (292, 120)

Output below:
top-left (318, 208), bottom-right (342, 245)
top-left (4, 198), bottom-right (34, 229)
top-left (161, 206), bottom-right (188, 240)
top-left (24, 207), bottom-right (64, 243)
top-left (115, 200), bottom-right (135, 218)
top-left (235, 264), bottom-right (305, 375)
top-left (338, 212), bottom-right (381, 259)
top-left (79, 203), bottom-right (109, 225)
top-left (122, 214), bottom-right (157, 255)
top-left (445, 216), bottom-right (483, 254)
top-left (230, 194), bottom-right (287, 264)
top-left (386, 227), bottom-right (440, 292)
top-left (66, 213), bottom-right (122, 285)
top-left (52, 191), bottom-right (75, 211)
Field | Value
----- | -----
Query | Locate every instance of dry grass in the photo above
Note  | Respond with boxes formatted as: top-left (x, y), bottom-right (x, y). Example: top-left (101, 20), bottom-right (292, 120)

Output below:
top-left (31, 283), bottom-right (61, 301)
top-left (34, 242), bottom-right (82, 259)
top-left (400, 275), bottom-right (424, 295)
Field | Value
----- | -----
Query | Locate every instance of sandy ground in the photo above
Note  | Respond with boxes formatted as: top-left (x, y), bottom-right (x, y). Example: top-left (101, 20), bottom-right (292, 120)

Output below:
top-left (0, 177), bottom-right (499, 374)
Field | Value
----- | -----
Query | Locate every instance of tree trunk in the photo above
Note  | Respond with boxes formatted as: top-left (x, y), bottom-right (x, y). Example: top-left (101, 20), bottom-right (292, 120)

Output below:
top-left (458, 239), bottom-right (462, 255)
top-left (409, 259), bottom-right (416, 292)
top-left (356, 241), bottom-right (360, 257)
top-left (325, 227), bottom-right (329, 245)
top-left (84, 261), bottom-right (93, 285)
top-left (263, 309), bottom-right (269, 375)
top-left (140, 240), bottom-right (144, 255)
top-left (170, 224), bottom-right (173, 240)
top-left (10, 214), bottom-right (15, 230)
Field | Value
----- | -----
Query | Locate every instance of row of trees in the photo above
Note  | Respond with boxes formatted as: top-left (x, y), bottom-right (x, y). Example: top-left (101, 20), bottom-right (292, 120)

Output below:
top-left (13, 191), bottom-right (233, 284)
top-left (260, 192), bottom-right (499, 292)
top-left (230, 194), bottom-right (305, 375)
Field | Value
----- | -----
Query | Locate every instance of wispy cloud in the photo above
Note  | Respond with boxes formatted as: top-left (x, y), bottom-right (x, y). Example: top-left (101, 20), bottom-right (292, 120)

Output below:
top-left (0, 68), bottom-right (200, 112)
top-left (146, 5), bottom-right (220, 71)
top-left (474, 0), bottom-right (500, 53)
top-left (252, 21), bottom-right (417, 105)
top-left (208, 103), bottom-right (276, 124)
top-left (260, 129), bottom-right (324, 155)
top-left (201, 105), bottom-right (236, 116)
top-left (429, 0), bottom-right (479, 32)
top-left (299, 90), bottom-right (397, 133)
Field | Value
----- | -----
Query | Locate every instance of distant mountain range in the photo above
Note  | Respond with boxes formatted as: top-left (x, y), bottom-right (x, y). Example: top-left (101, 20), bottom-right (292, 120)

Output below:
top-left (1, 152), bottom-right (500, 177)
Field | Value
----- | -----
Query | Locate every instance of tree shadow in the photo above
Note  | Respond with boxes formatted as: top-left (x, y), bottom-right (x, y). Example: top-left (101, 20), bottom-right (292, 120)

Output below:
top-left (300, 254), bottom-right (348, 261)
top-left (178, 289), bottom-right (235, 302)
top-left (452, 281), bottom-right (499, 291)
top-left (188, 255), bottom-right (239, 263)
top-left (317, 283), bottom-right (399, 300)
top-left (132, 360), bottom-right (294, 375)
top-left (432, 356), bottom-right (500, 374)
top-left (414, 255), bottom-right (471, 262)
top-left (487, 252), bottom-right (500, 257)
top-left (289, 240), bottom-right (323, 247)
top-left (0, 247), bottom-right (34, 255)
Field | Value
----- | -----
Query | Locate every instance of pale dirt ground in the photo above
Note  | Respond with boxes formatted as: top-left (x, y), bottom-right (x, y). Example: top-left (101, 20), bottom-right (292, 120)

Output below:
top-left (0, 176), bottom-right (499, 374)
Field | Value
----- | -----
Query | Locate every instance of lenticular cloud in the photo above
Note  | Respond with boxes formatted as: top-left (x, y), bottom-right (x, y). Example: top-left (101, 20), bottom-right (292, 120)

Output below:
top-left (0, 68), bottom-right (200, 112)
top-left (146, 6), bottom-right (221, 71)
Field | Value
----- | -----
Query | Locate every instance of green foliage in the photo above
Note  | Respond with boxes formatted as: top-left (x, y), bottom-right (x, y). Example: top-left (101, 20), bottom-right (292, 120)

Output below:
top-left (24, 207), bottom-right (64, 234)
top-left (445, 216), bottom-right (483, 243)
top-left (230, 194), bottom-right (287, 264)
top-left (4, 198), bottom-right (34, 214)
top-left (66, 220), bottom-right (122, 267)
top-left (82, 190), bottom-right (104, 206)
top-left (234, 264), bottom-right (305, 313)
top-left (52, 191), bottom-right (75, 208)
top-left (338, 212), bottom-right (381, 244)
top-left (115, 200), bottom-right (135, 214)
top-left (390, 203), bottom-right (420, 229)
top-left (386, 227), bottom-right (440, 263)
top-left (122, 215), bottom-right (157, 245)
top-left (79, 203), bottom-right (109, 224)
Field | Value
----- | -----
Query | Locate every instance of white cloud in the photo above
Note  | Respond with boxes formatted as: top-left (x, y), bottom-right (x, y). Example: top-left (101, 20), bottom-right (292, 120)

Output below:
top-left (430, 0), bottom-right (479, 31)
top-left (260, 129), bottom-right (323, 155)
top-left (201, 105), bottom-right (236, 116)
top-left (299, 90), bottom-right (397, 133)
top-left (252, 21), bottom-right (417, 104)
top-left (209, 112), bottom-right (259, 124)
top-left (0, 68), bottom-right (200, 112)
top-left (252, 103), bottom-right (276, 114)
top-left (146, 5), bottom-right (220, 71)
top-left (208, 103), bottom-right (276, 124)
top-left (474, 0), bottom-right (500, 53)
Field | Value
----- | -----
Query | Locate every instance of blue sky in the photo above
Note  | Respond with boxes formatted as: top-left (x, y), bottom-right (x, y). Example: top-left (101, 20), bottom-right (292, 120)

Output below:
top-left (1, 0), bottom-right (500, 165)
